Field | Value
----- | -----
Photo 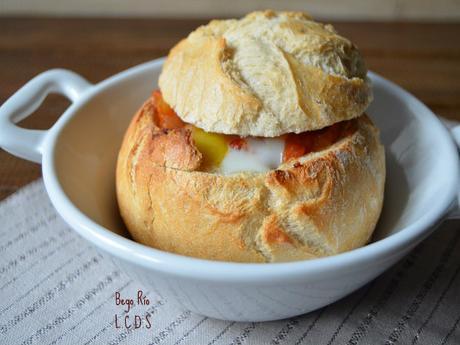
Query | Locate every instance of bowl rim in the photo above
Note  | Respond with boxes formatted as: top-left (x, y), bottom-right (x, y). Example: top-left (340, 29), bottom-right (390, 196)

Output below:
top-left (42, 57), bottom-right (459, 283)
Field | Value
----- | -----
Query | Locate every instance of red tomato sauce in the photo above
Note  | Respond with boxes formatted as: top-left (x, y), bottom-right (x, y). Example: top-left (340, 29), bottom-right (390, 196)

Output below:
top-left (151, 89), bottom-right (357, 163)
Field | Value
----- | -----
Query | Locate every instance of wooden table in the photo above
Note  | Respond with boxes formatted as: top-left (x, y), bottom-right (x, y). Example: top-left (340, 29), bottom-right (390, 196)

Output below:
top-left (1, 18), bottom-right (459, 200)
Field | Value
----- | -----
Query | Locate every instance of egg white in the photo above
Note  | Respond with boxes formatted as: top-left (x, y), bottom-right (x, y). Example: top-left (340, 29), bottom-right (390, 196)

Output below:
top-left (219, 137), bottom-right (285, 174)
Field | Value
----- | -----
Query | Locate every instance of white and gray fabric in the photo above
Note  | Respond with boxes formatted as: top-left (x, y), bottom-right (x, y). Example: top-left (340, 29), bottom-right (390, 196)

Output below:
top-left (0, 180), bottom-right (459, 345)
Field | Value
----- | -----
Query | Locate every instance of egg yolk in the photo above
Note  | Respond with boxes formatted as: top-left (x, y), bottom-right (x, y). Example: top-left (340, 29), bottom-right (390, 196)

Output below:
top-left (150, 90), bottom-right (355, 171)
top-left (191, 127), bottom-right (228, 169)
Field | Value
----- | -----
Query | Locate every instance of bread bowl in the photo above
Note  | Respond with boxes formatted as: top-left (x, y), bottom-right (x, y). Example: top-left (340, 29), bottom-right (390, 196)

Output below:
top-left (116, 10), bottom-right (385, 263)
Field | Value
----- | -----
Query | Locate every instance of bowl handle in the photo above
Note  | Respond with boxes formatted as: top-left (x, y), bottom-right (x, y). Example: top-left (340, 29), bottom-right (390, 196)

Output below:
top-left (0, 69), bottom-right (92, 163)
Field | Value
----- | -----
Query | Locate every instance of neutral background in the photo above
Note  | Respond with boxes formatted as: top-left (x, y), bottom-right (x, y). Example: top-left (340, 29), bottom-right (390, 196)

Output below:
top-left (1, 0), bottom-right (460, 21)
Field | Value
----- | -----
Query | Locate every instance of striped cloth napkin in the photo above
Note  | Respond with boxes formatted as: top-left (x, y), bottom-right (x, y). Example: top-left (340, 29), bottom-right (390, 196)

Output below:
top-left (0, 179), bottom-right (459, 345)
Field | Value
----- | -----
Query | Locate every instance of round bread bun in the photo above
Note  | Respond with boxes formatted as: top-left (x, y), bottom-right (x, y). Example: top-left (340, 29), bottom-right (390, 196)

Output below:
top-left (116, 98), bottom-right (385, 263)
top-left (159, 10), bottom-right (372, 137)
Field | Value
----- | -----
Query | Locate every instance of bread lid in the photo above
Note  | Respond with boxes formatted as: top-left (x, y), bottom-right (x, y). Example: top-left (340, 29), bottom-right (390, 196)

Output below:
top-left (159, 10), bottom-right (372, 137)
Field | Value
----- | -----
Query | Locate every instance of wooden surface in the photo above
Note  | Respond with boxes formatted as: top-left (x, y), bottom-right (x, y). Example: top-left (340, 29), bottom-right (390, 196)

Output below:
top-left (0, 17), bottom-right (459, 200)
top-left (3, 0), bottom-right (460, 21)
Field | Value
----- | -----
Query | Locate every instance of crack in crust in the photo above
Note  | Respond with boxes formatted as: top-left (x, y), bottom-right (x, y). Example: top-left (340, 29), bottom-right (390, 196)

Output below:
top-left (116, 97), bottom-right (385, 262)
top-left (159, 10), bottom-right (372, 137)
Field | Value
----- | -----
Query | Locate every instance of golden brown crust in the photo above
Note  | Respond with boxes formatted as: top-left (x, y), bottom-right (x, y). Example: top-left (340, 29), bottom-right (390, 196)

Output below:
top-left (116, 100), bottom-right (385, 263)
top-left (159, 10), bottom-right (372, 137)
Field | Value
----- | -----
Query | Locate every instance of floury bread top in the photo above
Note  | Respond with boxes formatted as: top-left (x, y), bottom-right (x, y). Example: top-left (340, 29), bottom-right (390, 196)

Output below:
top-left (159, 10), bottom-right (372, 137)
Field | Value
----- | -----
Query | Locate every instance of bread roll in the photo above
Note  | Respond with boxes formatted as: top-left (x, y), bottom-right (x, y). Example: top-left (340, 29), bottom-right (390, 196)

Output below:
top-left (116, 98), bottom-right (385, 262)
top-left (116, 10), bottom-right (385, 263)
top-left (159, 10), bottom-right (372, 137)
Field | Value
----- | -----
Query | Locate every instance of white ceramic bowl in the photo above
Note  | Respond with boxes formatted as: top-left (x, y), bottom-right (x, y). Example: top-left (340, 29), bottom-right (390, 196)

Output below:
top-left (1, 58), bottom-right (459, 322)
